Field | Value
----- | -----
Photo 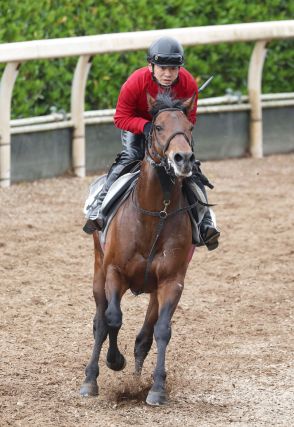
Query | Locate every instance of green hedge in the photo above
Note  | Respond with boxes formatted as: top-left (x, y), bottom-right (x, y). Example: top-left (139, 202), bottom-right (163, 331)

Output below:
top-left (0, 0), bottom-right (293, 118)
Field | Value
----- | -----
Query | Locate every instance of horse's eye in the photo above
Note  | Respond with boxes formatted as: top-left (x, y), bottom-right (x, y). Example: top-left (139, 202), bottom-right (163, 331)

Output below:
top-left (190, 125), bottom-right (194, 132)
top-left (155, 125), bottom-right (163, 132)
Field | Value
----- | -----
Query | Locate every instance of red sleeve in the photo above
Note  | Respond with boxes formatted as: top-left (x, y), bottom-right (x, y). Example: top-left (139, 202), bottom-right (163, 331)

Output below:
top-left (114, 72), bottom-right (149, 134)
top-left (114, 67), bottom-right (198, 132)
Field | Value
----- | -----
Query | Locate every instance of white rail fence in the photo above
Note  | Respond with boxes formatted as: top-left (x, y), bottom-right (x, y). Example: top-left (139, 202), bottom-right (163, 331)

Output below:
top-left (9, 92), bottom-right (294, 132)
top-left (0, 20), bottom-right (294, 187)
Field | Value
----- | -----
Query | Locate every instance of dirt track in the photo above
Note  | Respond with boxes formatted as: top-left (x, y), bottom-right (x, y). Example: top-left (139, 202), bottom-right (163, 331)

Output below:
top-left (0, 153), bottom-right (293, 426)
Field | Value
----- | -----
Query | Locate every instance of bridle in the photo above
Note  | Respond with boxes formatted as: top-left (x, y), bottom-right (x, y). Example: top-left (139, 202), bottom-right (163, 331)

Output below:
top-left (146, 108), bottom-right (194, 170)
top-left (143, 106), bottom-right (195, 207)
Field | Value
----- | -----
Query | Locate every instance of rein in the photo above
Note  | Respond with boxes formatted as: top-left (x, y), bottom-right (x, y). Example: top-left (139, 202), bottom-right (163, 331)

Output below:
top-left (133, 107), bottom-right (206, 287)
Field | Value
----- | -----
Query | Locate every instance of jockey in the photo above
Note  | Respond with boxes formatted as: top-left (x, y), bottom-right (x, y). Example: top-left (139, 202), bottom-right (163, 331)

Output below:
top-left (84, 36), bottom-right (220, 251)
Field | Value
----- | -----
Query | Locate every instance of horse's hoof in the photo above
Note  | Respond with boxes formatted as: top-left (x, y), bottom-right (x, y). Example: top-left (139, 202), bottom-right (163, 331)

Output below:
top-left (80, 381), bottom-right (99, 397)
top-left (146, 390), bottom-right (167, 406)
top-left (106, 353), bottom-right (126, 371)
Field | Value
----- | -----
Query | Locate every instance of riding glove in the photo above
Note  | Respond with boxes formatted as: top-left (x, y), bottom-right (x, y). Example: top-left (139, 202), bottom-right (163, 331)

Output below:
top-left (143, 122), bottom-right (152, 138)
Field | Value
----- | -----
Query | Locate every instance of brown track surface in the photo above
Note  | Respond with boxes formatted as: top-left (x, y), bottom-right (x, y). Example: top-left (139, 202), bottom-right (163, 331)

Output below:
top-left (1, 154), bottom-right (293, 426)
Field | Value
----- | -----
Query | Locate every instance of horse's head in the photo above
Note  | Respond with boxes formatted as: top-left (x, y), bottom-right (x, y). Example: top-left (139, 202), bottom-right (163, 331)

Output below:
top-left (146, 92), bottom-right (196, 178)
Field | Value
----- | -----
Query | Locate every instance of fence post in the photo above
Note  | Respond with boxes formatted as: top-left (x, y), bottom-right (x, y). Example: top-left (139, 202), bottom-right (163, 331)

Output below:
top-left (248, 40), bottom-right (267, 158)
top-left (71, 55), bottom-right (93, 178)
top-left (0, 62), bottom-right (20, 187)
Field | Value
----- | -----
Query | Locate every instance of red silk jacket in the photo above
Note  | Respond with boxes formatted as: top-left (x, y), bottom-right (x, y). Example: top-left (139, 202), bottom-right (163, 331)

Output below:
top-left (114, 66), bottom-right (198, 134)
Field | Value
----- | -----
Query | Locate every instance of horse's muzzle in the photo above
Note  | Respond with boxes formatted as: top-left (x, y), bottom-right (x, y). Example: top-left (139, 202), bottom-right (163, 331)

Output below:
top-left (170, 151), bottom-right (195, 177)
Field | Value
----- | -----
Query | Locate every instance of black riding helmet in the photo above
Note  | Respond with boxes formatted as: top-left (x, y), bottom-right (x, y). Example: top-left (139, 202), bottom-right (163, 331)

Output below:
top-left (147, 36), bottom-right (184, 66)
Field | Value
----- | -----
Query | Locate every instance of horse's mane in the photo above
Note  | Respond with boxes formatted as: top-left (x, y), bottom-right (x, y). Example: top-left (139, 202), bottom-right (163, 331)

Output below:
top-left (149, 92), bottom-right (187, 117)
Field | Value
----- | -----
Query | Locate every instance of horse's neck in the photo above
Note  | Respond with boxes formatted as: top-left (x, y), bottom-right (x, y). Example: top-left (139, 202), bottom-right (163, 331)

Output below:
top-left (135, 160), bottom-right (182, 211)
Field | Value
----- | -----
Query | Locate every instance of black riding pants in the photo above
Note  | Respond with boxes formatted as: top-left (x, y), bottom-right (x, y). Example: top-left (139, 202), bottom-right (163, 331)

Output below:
top-left (97, 131), bottom-right (145, 208)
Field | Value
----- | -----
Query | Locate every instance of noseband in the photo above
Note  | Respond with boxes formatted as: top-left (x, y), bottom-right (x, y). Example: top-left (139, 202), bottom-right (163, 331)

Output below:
top-left (146, 108), bottom-right (194, 168)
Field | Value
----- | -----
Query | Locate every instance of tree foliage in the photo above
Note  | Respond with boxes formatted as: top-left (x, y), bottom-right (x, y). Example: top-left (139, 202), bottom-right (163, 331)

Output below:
top-left (0, 0), bottom-right (293, 118)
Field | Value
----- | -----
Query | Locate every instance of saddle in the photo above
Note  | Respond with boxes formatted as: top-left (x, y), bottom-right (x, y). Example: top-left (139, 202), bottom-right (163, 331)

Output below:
top-left (84, 171), bottom-right (139, 245)
top-left (83, 169), bottom-right (207, 246)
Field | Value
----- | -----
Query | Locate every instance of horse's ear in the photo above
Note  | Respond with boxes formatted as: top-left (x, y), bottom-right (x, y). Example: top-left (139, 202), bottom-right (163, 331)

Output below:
top-left (146, 92), bottom-right (156, 110)
top-left (182, 92), bottom-right (197, 115)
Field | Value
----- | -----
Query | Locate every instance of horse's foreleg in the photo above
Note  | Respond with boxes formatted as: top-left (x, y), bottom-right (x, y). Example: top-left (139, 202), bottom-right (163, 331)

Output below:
top-left (80, 302), bottom-right (108, 396)
top-left (146, 281), bottom-right (183, 406)
top-left (105, 267), bottom-right (128, 371)
top-left (134, 292), bottom-right (158, 375)
top-left (80, 237), bottom-right (108, 397)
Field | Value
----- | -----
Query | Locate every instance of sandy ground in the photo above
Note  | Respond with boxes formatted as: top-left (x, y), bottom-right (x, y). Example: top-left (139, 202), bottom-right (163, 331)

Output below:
top-left (0, 153), bottom-right (293, 427)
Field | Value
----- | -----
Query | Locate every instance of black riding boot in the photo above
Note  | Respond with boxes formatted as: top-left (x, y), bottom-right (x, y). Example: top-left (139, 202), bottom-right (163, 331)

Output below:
top-left (199, 209), bottom-right (220, 251)
top-left (83, 131), bottom-right (145, 234)
top-left (184, 164), bottom-right (220, 251)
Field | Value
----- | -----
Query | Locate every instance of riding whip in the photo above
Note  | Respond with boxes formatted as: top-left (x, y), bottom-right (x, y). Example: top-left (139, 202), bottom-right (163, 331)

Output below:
top-left (198, 75), bottom-right (214, 92)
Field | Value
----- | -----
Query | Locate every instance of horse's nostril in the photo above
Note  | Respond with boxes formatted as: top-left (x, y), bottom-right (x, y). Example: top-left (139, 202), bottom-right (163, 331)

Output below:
top-left (174, 153), bottom-right (184, 163)
top-left (174, 152), bottom-right (194, 165)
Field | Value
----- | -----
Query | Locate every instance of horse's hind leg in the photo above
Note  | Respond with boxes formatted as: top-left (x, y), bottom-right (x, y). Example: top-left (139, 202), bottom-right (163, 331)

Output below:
top-left (134, 292), bottom-right (158, 375)
top-left (80, 235), bottom-right (108, 397)
top-left (146, 280), bottom-right (183, 406)
top-left (104, 266), bottom-right (128, 371)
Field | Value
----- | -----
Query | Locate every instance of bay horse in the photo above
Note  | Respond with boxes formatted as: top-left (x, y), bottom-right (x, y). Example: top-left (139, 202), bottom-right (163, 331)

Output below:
top-left (80, 92), bottom-right (197, 405)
